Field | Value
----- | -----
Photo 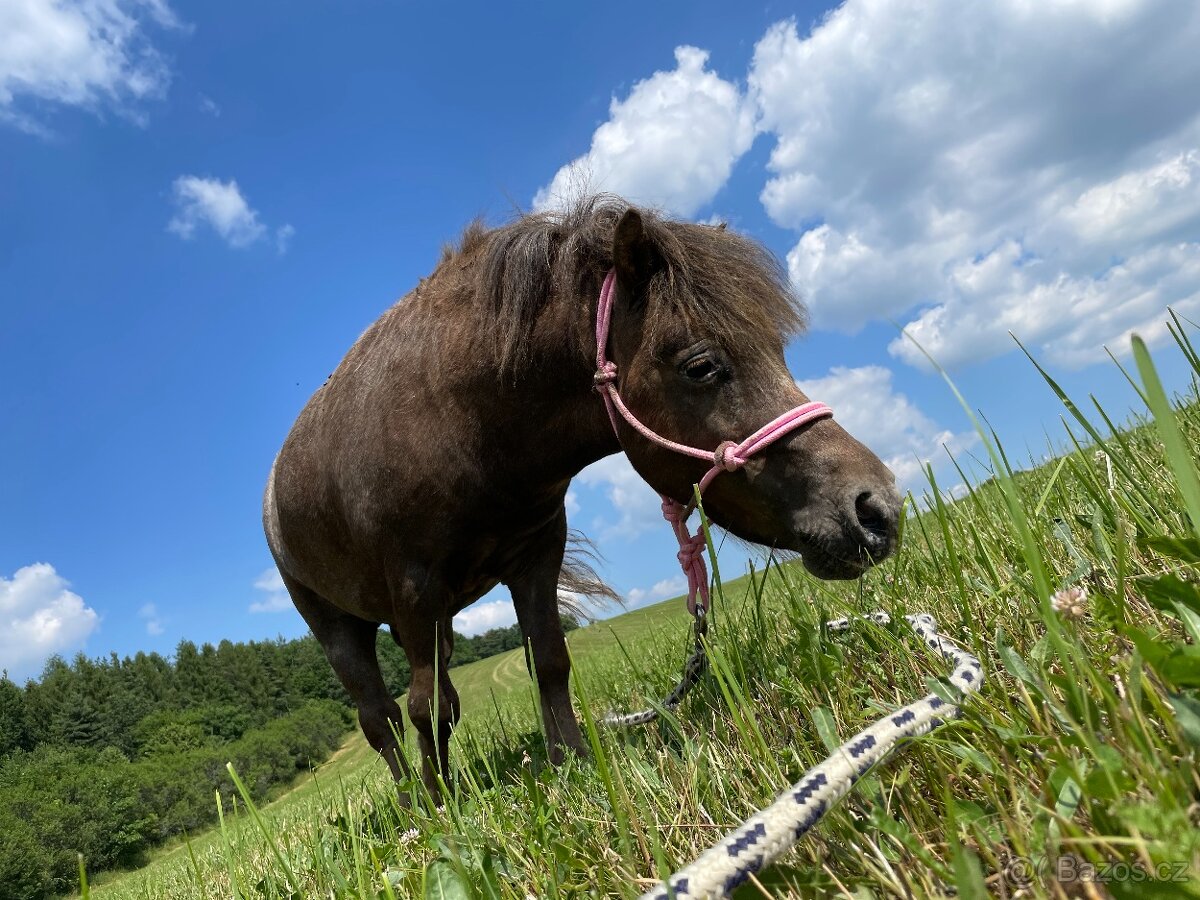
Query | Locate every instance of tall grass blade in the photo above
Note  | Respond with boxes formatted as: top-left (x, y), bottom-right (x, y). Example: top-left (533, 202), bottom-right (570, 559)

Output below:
top-left (1132, 335), bottom-right (1200, 541)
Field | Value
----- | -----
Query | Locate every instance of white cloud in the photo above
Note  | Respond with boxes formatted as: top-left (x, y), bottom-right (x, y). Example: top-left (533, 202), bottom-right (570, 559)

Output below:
top-left (0, 563), bottom-right (99, 681)
top-left (749, 1), bottom-right (1200, 368)
top-left (890, 240), bottom-right (1200, 370)
top-left (626, 576), bottom-right (686, 608)
top-left (564, 489), bottom-right (580, 518)
top-left (535, 46), bottom-right (754, 217)
top-left (1054, 150), bottom-right (1200, 249)
top-left (198, 92), bottom-right (219, 116)
top-left (576, 453), bottom-right (664, 539)
top-left (168, 175), bottom-right (292, 251)
top-left (797, 365), bottom-right (975, 492)
top-left (138, 601), bottom-right (164, 635)
top-left (274, 223), bottom-right (295, 255)
top-left (0, 0), bottom-right (180, 132)
top-left (249, 566), bottom-right (291, 614)
top-left (453, 598), bottom-right (517, 636)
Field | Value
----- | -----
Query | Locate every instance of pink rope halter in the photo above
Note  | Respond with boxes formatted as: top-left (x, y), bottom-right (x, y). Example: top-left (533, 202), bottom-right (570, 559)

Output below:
top-left (593, 269), bottom-right (833, 614)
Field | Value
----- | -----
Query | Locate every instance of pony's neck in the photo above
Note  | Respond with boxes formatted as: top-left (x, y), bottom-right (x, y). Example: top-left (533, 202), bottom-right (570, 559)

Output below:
top-left (502, 276), bottom-right (624, 484)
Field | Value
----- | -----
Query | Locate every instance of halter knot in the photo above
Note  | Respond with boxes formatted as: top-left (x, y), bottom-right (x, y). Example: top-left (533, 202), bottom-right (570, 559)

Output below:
top-left (713, 440), bottom-right (744, 472)
top-left (593, 362), bottom-right (618, 390)
top-left (676, 533), bottom-right (706, 569)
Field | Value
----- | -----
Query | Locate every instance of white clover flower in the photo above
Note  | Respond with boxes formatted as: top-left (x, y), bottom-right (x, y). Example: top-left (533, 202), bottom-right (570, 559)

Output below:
top-left (1051, 585), bottom-right (1088, 620)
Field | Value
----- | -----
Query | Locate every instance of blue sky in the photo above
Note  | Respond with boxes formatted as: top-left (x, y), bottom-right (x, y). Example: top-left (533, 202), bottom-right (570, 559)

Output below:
top-left (3, 0), bottom-right (1199, 681)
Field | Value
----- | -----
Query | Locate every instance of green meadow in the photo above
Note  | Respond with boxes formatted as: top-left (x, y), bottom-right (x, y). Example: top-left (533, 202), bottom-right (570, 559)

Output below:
top-left (91, 327), bottom-right (1200, 899)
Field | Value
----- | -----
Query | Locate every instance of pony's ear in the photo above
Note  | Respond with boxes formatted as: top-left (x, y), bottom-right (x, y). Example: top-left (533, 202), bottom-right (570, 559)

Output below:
top-left (612, 209), bottom-right (661, 302)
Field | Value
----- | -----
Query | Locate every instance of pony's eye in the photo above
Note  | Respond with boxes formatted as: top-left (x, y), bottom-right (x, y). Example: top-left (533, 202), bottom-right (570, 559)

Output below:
top-left (681, 355), bottom-right (722, 383)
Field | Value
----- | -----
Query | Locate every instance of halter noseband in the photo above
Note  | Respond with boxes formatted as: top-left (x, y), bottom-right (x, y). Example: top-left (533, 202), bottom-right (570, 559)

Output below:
top-left (593, 269), bottom-right (833, 613)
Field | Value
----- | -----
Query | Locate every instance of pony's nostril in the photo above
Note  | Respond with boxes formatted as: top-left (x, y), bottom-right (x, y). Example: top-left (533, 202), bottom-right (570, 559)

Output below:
top-left (854, 491), bottom-right (892, 551)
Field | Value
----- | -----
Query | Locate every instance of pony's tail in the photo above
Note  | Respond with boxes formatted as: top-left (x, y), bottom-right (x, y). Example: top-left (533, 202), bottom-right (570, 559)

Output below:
top-left (557, 530), bottom-right (622, 622)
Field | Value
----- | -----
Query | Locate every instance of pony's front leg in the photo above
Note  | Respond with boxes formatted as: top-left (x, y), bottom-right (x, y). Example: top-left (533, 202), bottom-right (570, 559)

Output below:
top-left (507, 517), bottom-right (587, 765)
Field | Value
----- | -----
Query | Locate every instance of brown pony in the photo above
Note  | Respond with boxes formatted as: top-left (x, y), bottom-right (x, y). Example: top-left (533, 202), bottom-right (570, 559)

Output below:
top-left (264, 196), bottom-right (901, 794)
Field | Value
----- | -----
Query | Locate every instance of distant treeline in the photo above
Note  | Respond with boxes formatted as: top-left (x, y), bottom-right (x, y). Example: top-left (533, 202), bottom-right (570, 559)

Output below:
top-left (0, 617), bottom-right (573, 898)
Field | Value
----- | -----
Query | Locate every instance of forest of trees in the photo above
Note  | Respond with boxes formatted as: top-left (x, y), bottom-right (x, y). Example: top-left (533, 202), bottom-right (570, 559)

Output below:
top-left (0, 617), bottom-right (575, 899)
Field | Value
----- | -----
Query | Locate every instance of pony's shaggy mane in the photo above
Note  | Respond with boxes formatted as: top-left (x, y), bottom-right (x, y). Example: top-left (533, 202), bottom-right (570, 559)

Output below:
top-left (447, 195), bottom-right (807, 371)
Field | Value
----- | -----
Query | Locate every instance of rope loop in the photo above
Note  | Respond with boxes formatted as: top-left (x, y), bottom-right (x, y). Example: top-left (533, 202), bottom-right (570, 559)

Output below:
top-left (660, 496), bottom-right (681, 522)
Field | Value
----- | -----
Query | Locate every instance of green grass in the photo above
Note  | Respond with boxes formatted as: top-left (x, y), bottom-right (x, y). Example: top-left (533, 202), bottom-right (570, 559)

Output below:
top-left (92, 332), bottom-right (1200, 899)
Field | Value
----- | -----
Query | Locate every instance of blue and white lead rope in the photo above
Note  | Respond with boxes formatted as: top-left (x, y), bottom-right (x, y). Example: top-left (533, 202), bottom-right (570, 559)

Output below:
top-left (602, 607), bottom-right (709, 728)
top-left (619, 611), bottom-right (983, 900)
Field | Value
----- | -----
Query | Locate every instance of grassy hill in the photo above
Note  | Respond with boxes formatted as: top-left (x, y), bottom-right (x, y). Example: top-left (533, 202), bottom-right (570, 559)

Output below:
top-left (88, 594), bottom-right (709, 899)
top-left (90, 334), bottom-right (1200, 899)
